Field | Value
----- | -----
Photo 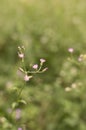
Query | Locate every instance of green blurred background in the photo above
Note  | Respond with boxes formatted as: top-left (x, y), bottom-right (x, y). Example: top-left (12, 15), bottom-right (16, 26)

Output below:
top-left (0, 0), bottom-right (86, 130)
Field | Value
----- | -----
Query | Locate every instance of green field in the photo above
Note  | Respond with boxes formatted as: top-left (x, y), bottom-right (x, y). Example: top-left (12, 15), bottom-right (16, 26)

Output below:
top-left (0, 0), bottom-right (86, 130)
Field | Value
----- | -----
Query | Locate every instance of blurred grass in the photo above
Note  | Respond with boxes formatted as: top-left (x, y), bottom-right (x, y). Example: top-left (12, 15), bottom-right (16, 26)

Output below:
top-left (0, 0), bottom-right (86, 130)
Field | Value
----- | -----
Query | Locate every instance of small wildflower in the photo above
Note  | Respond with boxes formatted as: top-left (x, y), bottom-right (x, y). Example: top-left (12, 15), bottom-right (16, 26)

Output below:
top-left (42, 67), bottom-right (48, 72)
top-left (33, 64), bottom-right (38, 69)
top-left (24, 75), bottom-right (32, 81)
top-left (16, 109), bottom-right (21, 120)
top-left (18, 53), bottom-right (24, 58)
top-left (68, 48), bottom-right (74, 53)
top-left (78, 57), bottom-right (82, 62)
top-left (40, 58), bottom-right (46, 63)
top-left (78, 54), bottom-right (83, 62)
top-left (18, 128), bottom-right (22, 130)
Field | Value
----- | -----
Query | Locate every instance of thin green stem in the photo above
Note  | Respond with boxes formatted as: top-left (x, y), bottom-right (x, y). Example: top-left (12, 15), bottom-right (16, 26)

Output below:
top-left (27, 70), bottom-right (44, 74)
top-left (17, 82), bottom-right (26, 100)
top-left (38, 63), bottom-right (43, 71)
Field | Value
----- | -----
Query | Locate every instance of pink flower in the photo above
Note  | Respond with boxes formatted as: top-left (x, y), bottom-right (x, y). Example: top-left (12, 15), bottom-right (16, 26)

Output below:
top-left (68, 48), bottom-right (74, 53)
top-left (18, 128), bottom-right (22, 130)
top-left (78, 57), bottom-right (82, 62)
top-left (40, 58), bottom-right (46, 63)
top-left (18, 53), bottom-right (24, 58)
top-left (24, 75), bottom-right (32, 81)
top-left (16, 109), bottom-right (21, 120)
top-left (33, 64), bottom-right (38, 69)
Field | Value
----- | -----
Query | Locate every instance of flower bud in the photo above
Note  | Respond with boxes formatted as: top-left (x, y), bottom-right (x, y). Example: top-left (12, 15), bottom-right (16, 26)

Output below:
top-left (33, 64), bottom-right (38, 69)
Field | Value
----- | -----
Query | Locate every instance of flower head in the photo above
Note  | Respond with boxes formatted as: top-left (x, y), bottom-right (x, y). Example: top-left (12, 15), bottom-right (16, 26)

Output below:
top-left (33, 64), bottom-right (38, 69)
top-left (40, 58), bottom-right (46, 63)
top-left (78, 57), bottom-right (82, 62)
top-left (68, 48), bottom-right (74, 53)
top-left (24, 75), bottom-right (32, 81)
top-left (18, 128), bottom-right (22, 130)
top-left (16, 109), bottom-right (21, 120)
top-left (18, 53), bottom-right (24, 58)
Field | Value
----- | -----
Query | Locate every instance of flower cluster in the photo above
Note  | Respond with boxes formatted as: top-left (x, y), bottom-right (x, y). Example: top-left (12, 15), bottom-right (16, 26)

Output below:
top-left (78, 54), bottom-right (86, 62)
top-left (18, 46), bottom-right (48, 82)
top-left (68, 47), bottom-right (86, 63)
